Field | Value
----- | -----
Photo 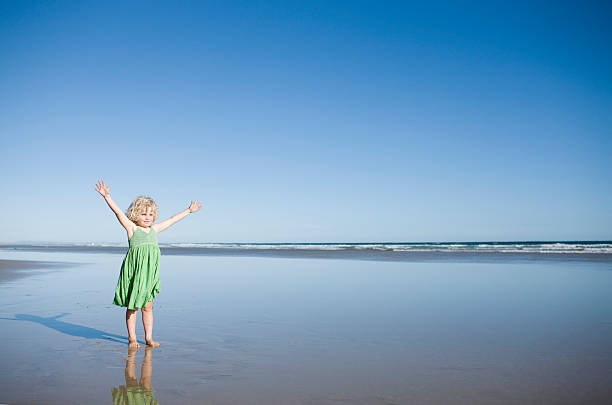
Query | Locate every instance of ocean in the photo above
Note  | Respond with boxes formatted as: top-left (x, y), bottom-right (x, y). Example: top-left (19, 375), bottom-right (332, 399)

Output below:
top-left (3, 240), bottom-right (611, 262)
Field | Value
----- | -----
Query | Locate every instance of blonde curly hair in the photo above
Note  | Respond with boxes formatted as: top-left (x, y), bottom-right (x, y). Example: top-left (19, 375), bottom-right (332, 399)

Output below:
top-left (126, 196), bottom-right (159, 223)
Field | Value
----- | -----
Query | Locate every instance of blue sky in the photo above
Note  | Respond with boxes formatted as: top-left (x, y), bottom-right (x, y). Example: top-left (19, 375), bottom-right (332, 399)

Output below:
top-left (1, 1), bottom-right (610, 243)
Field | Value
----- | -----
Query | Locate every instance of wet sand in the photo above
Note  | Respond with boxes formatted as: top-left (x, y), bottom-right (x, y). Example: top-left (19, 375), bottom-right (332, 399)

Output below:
top-left (1, 251), bottom-right (612, 404)
top-left (0, 259), bottom-right (67, 283)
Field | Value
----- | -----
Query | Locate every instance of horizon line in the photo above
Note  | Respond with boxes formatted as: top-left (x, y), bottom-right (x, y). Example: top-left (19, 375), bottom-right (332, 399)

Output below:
top-left (2, 240), bottom-right (612, 246)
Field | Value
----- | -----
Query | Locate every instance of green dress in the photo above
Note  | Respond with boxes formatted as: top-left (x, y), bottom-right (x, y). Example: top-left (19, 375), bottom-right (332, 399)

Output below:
top-left (113, 227), bottom-right (161, 309)
top-left (111, 386), bottom-right (159, 405)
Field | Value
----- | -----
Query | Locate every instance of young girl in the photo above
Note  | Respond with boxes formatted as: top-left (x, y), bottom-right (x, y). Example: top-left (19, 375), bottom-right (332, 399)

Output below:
top-left (95, 179), bottom-right (202, 348)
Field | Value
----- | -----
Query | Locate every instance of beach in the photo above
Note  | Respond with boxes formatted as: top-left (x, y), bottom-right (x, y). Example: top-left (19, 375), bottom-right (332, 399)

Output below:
top-left (2, 0), bottom-right (611, 403)
top-left (1, 248), bottom-right (612, 404)
top-left (0, 259), bottom-right (68, 283)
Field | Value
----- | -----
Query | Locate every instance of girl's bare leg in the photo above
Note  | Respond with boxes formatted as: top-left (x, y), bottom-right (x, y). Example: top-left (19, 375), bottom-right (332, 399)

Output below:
top-left (142, 301), bottom-right (160, 347)
top-left (125, 347), bottom-right (139, 387)
top-left (126, 308), bottom-right (140, 348)
top-left (140, 346), bottom-right (154, 389)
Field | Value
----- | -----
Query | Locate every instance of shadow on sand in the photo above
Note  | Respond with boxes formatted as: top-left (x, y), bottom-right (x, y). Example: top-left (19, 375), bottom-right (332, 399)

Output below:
top-left (0, 313), bottom-right (137, 344)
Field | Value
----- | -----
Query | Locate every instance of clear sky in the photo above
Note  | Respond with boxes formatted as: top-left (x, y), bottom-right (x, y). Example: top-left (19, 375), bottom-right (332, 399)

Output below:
top-left (1, 1), bottom-right (610, 244)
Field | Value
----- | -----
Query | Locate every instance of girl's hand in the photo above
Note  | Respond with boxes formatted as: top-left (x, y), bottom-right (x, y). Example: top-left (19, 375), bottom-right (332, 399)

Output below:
top-left (188, 200), bottom-right (203, 213)
top-left (95, 179), bottom-right (111, 198)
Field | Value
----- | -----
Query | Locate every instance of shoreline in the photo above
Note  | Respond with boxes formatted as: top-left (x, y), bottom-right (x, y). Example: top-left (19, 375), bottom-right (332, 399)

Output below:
top-left (3, 245), bottom-right (612, 264)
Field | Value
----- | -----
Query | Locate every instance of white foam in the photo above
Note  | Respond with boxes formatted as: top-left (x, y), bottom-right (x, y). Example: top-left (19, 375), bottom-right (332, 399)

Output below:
top-left (172, 242), bottom-right (612, 254)
top-left (4, 242), bottom-right (611, 254)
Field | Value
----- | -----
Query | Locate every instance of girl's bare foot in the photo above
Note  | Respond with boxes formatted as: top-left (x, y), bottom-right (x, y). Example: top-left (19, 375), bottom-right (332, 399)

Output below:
top-left (128, 339), bottom-right (140, 349)
top-left (145, 339), bottom-right (160, 348)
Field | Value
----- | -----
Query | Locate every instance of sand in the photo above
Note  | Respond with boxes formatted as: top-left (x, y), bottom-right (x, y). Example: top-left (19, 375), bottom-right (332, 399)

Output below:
top-left (1, 251), bottom-right (612, 404)
top-left (0, 259), bottom-right (67, 283)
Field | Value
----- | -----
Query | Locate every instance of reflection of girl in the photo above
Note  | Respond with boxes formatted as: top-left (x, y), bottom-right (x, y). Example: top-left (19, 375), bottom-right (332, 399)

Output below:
top-left (112, 347), bottom-right (159, 405)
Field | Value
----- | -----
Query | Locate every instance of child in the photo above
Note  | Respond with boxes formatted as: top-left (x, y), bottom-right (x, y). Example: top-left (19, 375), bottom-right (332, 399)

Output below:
top-left (95, 179), bottom-right (202, 348)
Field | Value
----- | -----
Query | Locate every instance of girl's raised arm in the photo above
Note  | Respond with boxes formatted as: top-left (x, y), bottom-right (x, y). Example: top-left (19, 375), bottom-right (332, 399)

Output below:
top-left (95, 179), bottom-right (135, 236)
top-left (152, 200), bottom-right (202, 233)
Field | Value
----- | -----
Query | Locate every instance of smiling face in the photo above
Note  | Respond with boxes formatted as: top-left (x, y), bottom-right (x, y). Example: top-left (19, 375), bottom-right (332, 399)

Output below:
top-left (136, 207), bottom-right (155, 228)
top-left (126, 196), bottom-right (159, 226)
